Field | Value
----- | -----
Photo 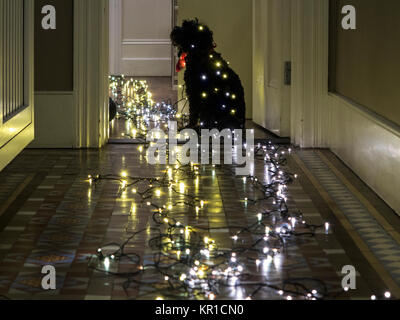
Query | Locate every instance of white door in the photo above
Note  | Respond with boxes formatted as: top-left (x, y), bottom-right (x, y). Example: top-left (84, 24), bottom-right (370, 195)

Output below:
top-left (110, 0), bottom-right (174, 76)
top-left (0, 0), bottom-right (34, 171)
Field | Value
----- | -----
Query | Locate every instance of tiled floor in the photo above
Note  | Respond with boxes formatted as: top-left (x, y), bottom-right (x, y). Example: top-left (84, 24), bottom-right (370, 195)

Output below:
top-left (0, 78), bottom-right (400, 300)
top-left (1, 146), bottom-right (399, 300)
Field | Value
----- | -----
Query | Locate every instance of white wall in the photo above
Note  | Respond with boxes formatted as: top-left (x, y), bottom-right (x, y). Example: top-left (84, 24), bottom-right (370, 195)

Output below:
top-left (253, 0), bottom-right (291, 136)
top-left (252, 0), bottom-right (400, 214)
top-left (289, 0), bottom-right (400, 215)
top-left (31, 0), bottom-right (109, 149)
top-left (110, 0), bottom-right (173, 76)
top-left (328, 94), bottom-right (400, 214)
top-left (178, 0), bottom-right (253, 119)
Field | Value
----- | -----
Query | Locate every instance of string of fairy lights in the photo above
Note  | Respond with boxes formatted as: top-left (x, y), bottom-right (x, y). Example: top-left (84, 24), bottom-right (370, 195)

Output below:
top-left (110, 76), bottom-right (189, 141)
top-left (85, 76), bottom-right (394, 301)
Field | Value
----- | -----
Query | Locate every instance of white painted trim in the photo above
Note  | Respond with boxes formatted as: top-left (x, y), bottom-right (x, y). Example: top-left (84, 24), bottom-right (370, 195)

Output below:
top-left (122, 39), bottom-right (172, 45)
top-left (0, 124), bottom-right (34, 170)
top-left (292, 0), bottom-right (400, 214)
top-left (329, 93), bottom-right (400, 140)
top-left (109, 0), bottom-right (122, 75)
top-left (35, 91), bottom-right (74, 96)
top-left (74, 0), bottom-right (109, 149)
top-left (290, 0), bottom-right (330, 148)
top-left (327, 91), bottom-right (400, 215)
top-left (122, 57), bottom-right (171, 61)
top-left (0, 0), bottom-right (34, 171)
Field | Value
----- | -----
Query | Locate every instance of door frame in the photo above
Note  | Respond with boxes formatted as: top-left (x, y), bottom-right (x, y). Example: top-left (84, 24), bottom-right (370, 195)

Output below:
top-left (0, 0), bottom-right (35, 171)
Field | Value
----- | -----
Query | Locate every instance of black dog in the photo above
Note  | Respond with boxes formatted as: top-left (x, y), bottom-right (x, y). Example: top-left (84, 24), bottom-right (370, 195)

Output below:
top-left (109, 97), bottom-right (117, 121)
top-left (171, 19), bottom-right (246, 131)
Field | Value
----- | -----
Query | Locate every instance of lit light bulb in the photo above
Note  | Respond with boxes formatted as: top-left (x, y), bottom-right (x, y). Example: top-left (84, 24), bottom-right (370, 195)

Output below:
top-left (325, 222), bottom-right (330, 234)
top-left (180, 274), bottom-right (187, 281)
top-left (104, 257), bottom-right (110, 270)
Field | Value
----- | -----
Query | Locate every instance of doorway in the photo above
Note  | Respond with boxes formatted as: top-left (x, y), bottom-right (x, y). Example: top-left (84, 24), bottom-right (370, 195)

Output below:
top-left (108, 0), bottom-right (178, 141)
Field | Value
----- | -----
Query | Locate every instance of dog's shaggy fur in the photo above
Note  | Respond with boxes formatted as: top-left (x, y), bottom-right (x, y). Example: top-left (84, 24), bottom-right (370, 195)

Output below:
top-left (171, 19), bottom-right (246, 131)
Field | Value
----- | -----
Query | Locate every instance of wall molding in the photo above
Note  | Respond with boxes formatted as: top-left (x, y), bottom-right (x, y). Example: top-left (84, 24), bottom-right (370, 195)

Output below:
top-left (122, 39), bottom-right (171, 45)
top-left (292, 0), bottom-right (400, 214)
top-left (0, 0), bottom-right (34, 170)
top-left (109, 0), bottom-right (122, 75)
top-left (290, 0), bottom-right (330, 148)
top-left (74, 0), bottom-right (109, 148)
top-left (35, 91), bottom-right (74, 96)
top-left (122, 57), bottom-right (171, 61)
top-left (329, 93), bottom-right (400, 140)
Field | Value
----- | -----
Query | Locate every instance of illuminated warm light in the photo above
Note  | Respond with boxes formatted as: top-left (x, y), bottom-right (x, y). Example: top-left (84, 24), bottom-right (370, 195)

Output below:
top-left (104, 257), bottom-right (110, 270)
top-left (96, 77), bottom-right (325, 301)
top-left (130, 204), bottom-right (137, 215)
top-left (180, 274), bottom-right (187, 281)
top-left (325, 222), bottom-right (330, 234)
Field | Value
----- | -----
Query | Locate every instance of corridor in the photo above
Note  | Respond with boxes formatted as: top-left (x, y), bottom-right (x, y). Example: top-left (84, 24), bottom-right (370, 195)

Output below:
top-left (1, 0), bottom-right (400, 305)
top-left (0, 134), bottom-right (399, 300)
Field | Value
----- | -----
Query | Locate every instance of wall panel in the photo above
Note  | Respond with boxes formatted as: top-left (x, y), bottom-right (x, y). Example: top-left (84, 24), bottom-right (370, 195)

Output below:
top-left (330, 0), bottom-right (400, 126)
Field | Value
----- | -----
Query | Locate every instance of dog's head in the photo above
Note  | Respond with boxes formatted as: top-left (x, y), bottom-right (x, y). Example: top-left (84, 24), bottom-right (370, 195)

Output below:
top-left (170, 19), bottom-right (214, 57)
